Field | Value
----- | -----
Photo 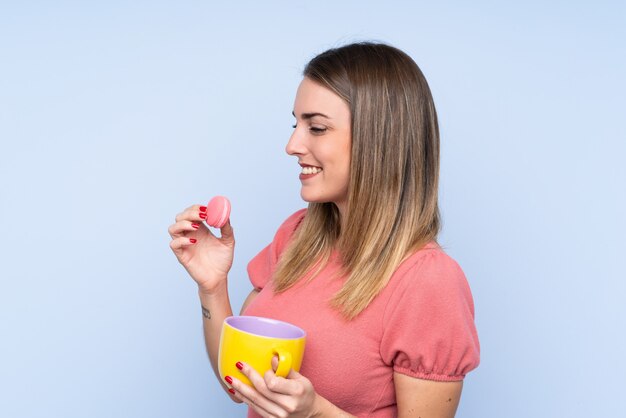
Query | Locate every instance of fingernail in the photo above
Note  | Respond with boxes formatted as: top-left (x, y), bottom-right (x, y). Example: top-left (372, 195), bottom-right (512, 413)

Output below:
top-left (236, 362), bottom-right (243, 370)
top-left (225, 376), bottom-right (233, 384)
top-left (189, 238), bottom-right (197, 244)
top-left (199, 213), bottom-right (207, 219)
top-left (199, 206), bottom-right (207, 212)
top-left (191, 223), bottom-right (200, 229)
top-left (228, 388), bottom-right (236, 394)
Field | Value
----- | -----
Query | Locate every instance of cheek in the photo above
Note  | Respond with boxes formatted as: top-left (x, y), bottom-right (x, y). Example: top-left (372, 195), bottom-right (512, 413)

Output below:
top-left (341, 147), bottom-right (351, 178)
top-left (328, 152), bottom-right (350, 178)
top-left (336, 157), bottom-right (351, 189)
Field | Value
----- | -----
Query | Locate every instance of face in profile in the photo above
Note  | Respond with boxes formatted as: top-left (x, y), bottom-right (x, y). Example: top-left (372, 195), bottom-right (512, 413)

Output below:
top-left (286, 77), bottom-right (352, 212)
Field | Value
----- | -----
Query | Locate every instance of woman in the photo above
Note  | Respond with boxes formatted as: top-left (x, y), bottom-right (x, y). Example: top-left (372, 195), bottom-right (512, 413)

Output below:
top-left (169, 42), bottom-right (480, 417)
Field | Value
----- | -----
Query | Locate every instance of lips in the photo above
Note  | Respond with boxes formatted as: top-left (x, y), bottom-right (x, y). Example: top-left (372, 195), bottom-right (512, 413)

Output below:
top-left (299, 163), bottom-right (322, 180)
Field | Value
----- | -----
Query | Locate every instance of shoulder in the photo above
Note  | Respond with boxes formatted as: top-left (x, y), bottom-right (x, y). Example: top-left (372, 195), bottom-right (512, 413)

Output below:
top-left (279, 208), bottom-right (307, 232)
top-left (383, 243), bottom-right (475, 323)
top-left (247, 208), bottom-right (307, 290)
top-left (394, 243), bottom-right (467, 289)
top-left (271, 208), bottom-right (307, 248)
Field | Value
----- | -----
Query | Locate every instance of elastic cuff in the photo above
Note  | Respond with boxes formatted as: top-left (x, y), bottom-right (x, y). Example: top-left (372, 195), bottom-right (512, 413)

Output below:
top-left (393, 366), bottom-right (465, 382)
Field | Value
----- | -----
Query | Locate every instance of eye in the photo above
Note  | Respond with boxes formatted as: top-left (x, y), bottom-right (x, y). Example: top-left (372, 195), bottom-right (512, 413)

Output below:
top-left (310, 126), bottom-right (327, 134)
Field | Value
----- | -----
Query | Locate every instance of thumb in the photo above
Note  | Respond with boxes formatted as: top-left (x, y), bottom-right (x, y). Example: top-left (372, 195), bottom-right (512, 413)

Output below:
top-left (219, 219), bottom-right (235, 243)
top-left (286, 367), bottom-right (302, 380)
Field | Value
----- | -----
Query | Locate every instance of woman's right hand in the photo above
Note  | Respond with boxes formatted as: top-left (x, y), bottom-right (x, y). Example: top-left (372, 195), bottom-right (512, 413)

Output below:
top-left (168, 204), bottom-right (235, 294)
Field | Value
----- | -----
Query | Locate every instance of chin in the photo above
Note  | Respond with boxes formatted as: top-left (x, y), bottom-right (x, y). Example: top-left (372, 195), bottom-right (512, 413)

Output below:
top-left (300, 193), bottom-right (326, 205)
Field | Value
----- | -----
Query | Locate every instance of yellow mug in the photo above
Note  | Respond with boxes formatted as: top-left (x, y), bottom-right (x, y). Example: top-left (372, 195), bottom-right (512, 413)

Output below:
top-left (218, 316), bottom-right (306, 387)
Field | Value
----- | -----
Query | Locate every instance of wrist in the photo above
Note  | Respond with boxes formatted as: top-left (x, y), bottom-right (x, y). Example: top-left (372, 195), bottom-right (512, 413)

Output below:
top-left (310, 393), bottom-right (328, 418)
top-left (311, 394), bottom-right (324, 418)
top-left (198, 279), bottom-right (228, 297)
top-left (311, 393), bottom-right (356, 418)
top-left (197, 283), bottom-right (233, 323)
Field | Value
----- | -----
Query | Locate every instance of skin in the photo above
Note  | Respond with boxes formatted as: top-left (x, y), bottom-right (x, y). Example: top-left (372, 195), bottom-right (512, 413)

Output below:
top-left (168, 77), bottom-right (464, 417)
top-left (286, 77), bottom-right (352, 219)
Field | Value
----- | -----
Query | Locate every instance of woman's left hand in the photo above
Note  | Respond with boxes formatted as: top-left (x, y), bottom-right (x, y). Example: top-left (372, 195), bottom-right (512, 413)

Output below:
top-left (228, 357), bottom-right (320, 418)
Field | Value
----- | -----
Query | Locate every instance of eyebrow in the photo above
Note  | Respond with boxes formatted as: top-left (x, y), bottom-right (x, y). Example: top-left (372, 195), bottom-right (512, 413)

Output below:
top-left (292, 111), bottom-right (332, 120)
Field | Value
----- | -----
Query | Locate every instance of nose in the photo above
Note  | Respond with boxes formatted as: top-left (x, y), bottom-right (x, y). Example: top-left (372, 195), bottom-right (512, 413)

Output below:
top-left (285, 128), bottom-right (306, 156)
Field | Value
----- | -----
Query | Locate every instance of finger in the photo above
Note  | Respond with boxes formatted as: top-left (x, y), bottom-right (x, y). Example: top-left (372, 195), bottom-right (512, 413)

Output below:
top-left (175, 204), bottom-right (205, 221)
top-left (263, 369), bottom-right (303, 397)
top-left (228, 375), bottom-right (283, 418)
top-left (174, 204), bottom-right (209, 223)
top-left (269, 354), bottom-right (300, 376)
top-left (169, 236), bottom-right (198, 252)
top-left (231, 389), bottom-right (272, 418)
top-left (168, 220), bottom-right (205, 238)
top-left (235, 361), bottom-right (271, 395)
top-left (235, 361), bottom-right (287, 401)
top-left (265, 355), bottom-right (301, 395)
top-left (238, 398), bottom-right (276, 418)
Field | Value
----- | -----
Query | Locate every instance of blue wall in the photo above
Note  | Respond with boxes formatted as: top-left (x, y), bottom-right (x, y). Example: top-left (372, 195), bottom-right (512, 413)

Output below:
top-left (1, 1), bottom-right (624, 417)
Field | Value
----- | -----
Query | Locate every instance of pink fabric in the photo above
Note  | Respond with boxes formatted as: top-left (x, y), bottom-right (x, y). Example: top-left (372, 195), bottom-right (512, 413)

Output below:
top-left (243, 209), bottom-right (480, 417)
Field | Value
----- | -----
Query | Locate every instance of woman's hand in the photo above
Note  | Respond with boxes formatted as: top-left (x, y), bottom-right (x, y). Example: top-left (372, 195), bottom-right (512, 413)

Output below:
top-left (227, 357), bottom-right (320, 418)
top-left (168, 204), bottom-right (235, 294)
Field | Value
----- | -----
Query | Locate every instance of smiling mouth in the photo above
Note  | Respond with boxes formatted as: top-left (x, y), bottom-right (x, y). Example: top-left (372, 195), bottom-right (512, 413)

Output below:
top-left (301, 166), bottom-right (322, 175)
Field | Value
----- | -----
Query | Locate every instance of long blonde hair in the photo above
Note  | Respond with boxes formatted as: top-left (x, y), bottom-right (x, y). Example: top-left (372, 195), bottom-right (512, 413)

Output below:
top-left (273, 42), bottom-right (441, 319)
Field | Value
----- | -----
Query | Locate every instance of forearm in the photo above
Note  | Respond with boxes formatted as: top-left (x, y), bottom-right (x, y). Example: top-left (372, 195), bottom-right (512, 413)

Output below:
top-left (313, 394), bottom-right (357, 418)
top-left (198, 282), bottom-right (234, 392)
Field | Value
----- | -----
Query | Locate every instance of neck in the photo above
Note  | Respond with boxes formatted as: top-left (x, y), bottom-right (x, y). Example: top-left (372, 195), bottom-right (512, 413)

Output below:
top-left (335, 201), bottom-right (348, 236)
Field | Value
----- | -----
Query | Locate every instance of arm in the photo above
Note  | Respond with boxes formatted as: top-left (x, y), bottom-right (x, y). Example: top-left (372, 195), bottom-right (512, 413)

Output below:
top-left (198, 287), bottom-right (259, 394)
top-left (311, 395), bottom-right (357, 418)
top-left (168, 206), bottom-right (238, 397)
top-left (380, 252), bottom-right (479, 418)
top-left (198, 284), bottom-right (235, 395)
top-left (394, 373), bottom-right (463, 418)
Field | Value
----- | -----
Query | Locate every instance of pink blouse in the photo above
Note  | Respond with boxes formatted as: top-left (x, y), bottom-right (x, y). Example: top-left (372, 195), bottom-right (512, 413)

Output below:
top-left (243, 209), bottom-right (480, 417)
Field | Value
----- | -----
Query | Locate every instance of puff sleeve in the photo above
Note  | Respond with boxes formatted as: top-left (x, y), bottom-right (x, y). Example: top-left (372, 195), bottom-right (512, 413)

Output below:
top-left (246, 209), bottom-right (307, 290)
top-left (380, 250), bottom-right (480, 381)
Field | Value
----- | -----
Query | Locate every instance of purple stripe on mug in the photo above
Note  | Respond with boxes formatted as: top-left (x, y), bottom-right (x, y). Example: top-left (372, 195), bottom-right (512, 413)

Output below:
top-left (225, 316), bottom-right (306, 339)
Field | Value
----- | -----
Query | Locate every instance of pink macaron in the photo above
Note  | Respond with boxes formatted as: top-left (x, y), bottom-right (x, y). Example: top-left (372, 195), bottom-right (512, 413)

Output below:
top-left (205, 196), bottom-right (231, 228)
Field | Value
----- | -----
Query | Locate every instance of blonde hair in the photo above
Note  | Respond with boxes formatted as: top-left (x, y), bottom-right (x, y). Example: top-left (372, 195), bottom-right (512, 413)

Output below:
top-left (273, 42), bottom-right (441, 319)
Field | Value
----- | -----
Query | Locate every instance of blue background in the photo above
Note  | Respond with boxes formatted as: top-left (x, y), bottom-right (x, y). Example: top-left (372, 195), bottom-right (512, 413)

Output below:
top-left (1, 1), bottom-right (624, 417)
